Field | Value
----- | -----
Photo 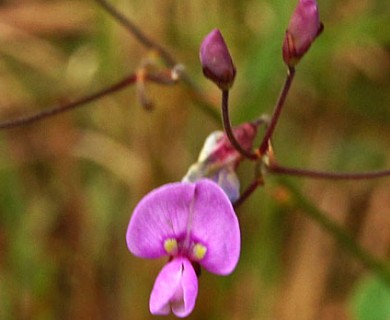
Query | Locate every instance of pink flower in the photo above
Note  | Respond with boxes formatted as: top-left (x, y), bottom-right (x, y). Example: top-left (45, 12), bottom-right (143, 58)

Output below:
top-left (126, 179), bottom-right (240, 317)
top-left (199, 29), bottom-right (236, 90)
top-left (283, 0), bottom-right (323, 66)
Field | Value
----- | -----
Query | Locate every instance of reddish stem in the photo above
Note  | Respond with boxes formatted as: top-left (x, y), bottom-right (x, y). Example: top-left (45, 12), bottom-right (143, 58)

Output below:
top-left (233, 177), bottom-right (263, 209)
top-left (258, 67), bottom-right (295, 155)
top-left (0, 69), bottom-right (183, 130)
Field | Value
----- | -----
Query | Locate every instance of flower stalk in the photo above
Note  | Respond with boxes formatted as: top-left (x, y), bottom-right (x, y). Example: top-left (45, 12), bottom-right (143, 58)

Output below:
top-left (258, 66), bottom-right (295, 156)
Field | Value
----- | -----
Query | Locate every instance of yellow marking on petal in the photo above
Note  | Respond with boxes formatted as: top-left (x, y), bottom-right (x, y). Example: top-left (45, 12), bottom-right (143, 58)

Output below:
top-left (193, 243), bottom-right (207, 260)
top-left (164, 238), bottom-right (178, 255)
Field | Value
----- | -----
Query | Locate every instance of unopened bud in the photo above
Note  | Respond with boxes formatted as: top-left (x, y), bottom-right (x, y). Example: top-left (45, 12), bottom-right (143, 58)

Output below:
top-left (283, 0), bottom-right (323, 67)
top-left (199, 29), bottom-right (236, 90)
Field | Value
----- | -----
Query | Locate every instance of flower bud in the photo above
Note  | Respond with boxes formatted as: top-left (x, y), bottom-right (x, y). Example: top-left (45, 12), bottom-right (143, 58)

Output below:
top-left (283, 0), bottom-right (323, 67)
top-left (199, 29), bottom-right (236, 90)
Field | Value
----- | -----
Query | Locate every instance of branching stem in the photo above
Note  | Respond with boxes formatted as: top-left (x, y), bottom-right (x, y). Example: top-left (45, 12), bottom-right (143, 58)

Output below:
top-left (95, 0), bottom-right (220, 122)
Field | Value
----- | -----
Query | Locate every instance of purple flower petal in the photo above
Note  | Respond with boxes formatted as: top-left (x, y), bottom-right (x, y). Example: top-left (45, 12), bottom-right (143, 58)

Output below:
top-left (149, 257), bottom-right (198, 318)
top-left (191, 179), bottom-right (240, 275)
top-left (126, 182), bottom-right (196, 258)
top-left (127, 179), bottom-right (241, 276)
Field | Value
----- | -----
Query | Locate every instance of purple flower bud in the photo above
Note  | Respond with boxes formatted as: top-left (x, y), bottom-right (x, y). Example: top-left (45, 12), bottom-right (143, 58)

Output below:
top-left (199, 29), bottom-right (236, 90)
top-left (283, 0), bottom-right (323, 67)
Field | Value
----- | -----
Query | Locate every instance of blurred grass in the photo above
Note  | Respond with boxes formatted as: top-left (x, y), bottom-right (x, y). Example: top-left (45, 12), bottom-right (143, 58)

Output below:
top-left (0, 0), bottom-right (390, 319)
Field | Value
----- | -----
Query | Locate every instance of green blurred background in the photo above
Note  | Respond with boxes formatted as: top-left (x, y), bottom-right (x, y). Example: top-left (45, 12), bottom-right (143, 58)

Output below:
top-left (0, 0), bottom-right (390, 319)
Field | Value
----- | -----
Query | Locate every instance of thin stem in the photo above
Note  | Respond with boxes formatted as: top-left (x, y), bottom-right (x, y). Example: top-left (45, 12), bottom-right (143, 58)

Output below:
top-left (258, 66), bottom-right (295, 155)
top-left (0, 74), bottom-right (137, 130)
top-left (269, 164), bottom-right (390, 180)
top-left (95, 0), bottom-right (220, 122)
top-left (95, 0), bottom-right (175, 66)
top-left (222, 90), bottom-right (258, 160)
top-left (279, 178), bottom-right (390, 286)
top-left (233, 177), bottom-right (263, 209)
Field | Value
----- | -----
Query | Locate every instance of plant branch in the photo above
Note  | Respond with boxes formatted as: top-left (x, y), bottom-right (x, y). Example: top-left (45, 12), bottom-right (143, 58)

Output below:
top-left (95, 0), bottom-right (176, 66)
top-left (0, 73), bottom-right (137, 130)
top-left (279, 178), bottom-right (390, 286)
top-left (269, 164), bottom-right (390, 180)
top-left (258, 66), bottom-right (295, 155)
top-left (95, 0), bottom-right (220, 122)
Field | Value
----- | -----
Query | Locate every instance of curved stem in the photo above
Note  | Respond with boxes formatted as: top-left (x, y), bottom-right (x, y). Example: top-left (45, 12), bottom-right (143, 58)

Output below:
top-left (269, 164), bottom-right (390, 180)
top-left (279, 178), bottom-right (390, 286)
top-left (222, 90), bottom-right (259, 160)
top-left (0, 74), bottom-right (137, 130)
top-left (258, 67), bottom-right (295, 155)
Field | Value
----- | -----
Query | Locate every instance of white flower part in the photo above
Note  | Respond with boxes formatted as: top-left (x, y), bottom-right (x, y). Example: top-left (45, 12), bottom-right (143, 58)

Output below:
top-left (182, 163), bottom-right (207, 183)
top-left (197, 130), bottom-right (224, 162)
top-left (182, 130), bottom-right (240, 202)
